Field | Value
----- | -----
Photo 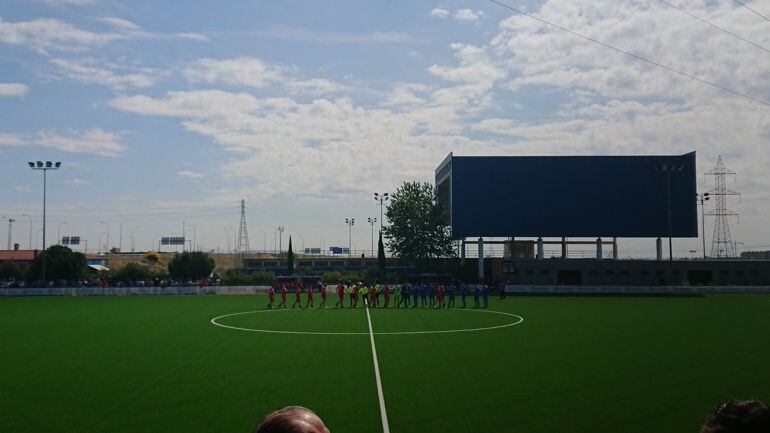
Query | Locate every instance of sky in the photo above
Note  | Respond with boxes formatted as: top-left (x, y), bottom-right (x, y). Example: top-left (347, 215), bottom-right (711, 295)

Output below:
top-left (1, 0), bottom-right (769, 258)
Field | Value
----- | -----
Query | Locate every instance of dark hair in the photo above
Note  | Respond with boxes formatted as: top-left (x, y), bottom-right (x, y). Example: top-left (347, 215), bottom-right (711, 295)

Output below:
top-left (254, 406), bottom-right (328, 433)
top-left (700, 400), bottom-right (769, 433)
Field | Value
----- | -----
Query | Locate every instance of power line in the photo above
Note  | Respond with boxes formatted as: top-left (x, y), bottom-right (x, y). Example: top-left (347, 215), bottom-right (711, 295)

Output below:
top-left (487, 0), bottom-right (770, 107)
top-left (732, 0), bottom-right (770, 23)
top-left (657, 0), bottom-right (770, 54)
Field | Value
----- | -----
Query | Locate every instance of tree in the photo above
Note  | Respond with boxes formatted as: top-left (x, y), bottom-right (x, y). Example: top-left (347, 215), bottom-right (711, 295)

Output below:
top-left (287, 236), bottom-right (295, 275)
top-left (0, 261), bottom-right (28, 280)
top-left (377, 230), bottom-right (386, 271)
top-left (167, 251), bottom-right (215, 281)
top-left (27, 245), bottom-right (87, 281)
top-left (383, 181), bottom-right (455, 260)
top-left (112, 263), bottom-right (152, 282)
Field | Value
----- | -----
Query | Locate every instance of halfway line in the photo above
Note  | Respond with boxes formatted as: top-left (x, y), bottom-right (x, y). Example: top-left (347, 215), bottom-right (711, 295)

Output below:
top-left (365, 307), bottom-right (390, 433)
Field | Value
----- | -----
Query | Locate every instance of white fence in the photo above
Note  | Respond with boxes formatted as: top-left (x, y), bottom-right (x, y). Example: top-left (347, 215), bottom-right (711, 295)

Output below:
top-left (504, 285), bottom-right (770, 295)
top-left (0, 285), bottom-right (273, 297)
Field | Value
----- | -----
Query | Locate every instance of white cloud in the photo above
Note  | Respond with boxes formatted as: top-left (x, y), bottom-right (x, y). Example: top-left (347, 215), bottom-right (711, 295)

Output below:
top-left (35, 129), bottom-right (125, 157)
top-left (430, 8), bottom-right (450, 19)
top-left (0, 132), bottom-right (25, 147)
top-left (184, 57), bottom-right (284, 89)
top-left (0, 83), bottom-right (28, 97)
top-left (32, 0), bottom-right (95, 6)
top-left (0, 16), bottom-right (208, 54)
top-left (51, 58), bottom-right (160, 90)
top-left (98, 17), bottom-right (142, 31)
top-left (184, 57), bottom-right (342, 95)
top-left (177, 170), bottom-right (204, 179)
top-left (490, 0), bottom-right (770, 102)
top-left (248, 26), bottom-right (415, 44)
top-left (63, 178), bottom-right (89, 186)
top-left (0, 129), bottom-right (125, 156)
top-left (454, 9), bottom-right (483, 22)
top-left (0, 17), bottom-right (118, 53)
top-left (14, 185), bottom-right (31, 193)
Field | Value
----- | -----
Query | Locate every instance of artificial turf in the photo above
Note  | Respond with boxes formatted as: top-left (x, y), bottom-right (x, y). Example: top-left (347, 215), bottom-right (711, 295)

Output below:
top-left (1, 294), bottom-right (768, 433)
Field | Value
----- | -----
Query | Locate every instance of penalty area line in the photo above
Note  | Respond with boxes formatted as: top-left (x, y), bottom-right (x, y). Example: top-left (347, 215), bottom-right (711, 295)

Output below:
top-left (365, 306), bottom-right (390, 433)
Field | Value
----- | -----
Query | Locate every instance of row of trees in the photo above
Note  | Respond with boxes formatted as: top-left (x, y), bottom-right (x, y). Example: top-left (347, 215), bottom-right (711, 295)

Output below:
top-left (279, 181), bottom-right (453, 277)
top-left (0, 246), bottom-right (216, 283)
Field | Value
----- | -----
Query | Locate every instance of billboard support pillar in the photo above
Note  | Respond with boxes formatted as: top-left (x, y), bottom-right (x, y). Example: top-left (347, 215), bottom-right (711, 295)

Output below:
top-left (613, 237), bottom-right (618, 260)
top-left (561, 237), bottom-right (568, 259)
top-left (477, 237), bottom-right (484, 281)
top-left (596, 238), bottom-right (603, 259)
top-left (460, 239), bottom-right (465, 264)
top-left (537, 237), bottom-right (544, 260)
top-left (656, 237), bottom-right (663, 260)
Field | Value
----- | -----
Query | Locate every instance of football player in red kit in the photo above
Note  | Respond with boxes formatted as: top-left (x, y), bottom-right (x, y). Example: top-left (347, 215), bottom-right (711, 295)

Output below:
top-left (267, 285), bottom-right (275, 309)
top-left (292, 283), bottom-right (302, 309)
top-left (318, 281), bottom-right (327, 308)
top-left (279, 284), bottom-right (288, 308)
top-left (383, 283), bottom-right (391, 308)
top-left (305, 284), bottom-right (315, 308)
top-left (335, 282), bottom-right (346, 308)
top-left (436, 284), bottom-right (445, 309)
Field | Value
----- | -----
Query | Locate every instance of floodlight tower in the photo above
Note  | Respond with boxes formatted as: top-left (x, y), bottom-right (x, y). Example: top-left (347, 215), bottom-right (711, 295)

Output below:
top-left (697, 193), bottom-right (710, 259)
top-left (367, 217), bottom-right (377, 257)
top-left (28, 160), bottom-right (61, 284)
top-left (277, 226), bottom-right (285, 253)
top-left (2, 217), bottom-right (15, 250)
top-left (345, 218), bottom-right (355, 258)
top-left (374, 192), bottom-right (389, 231)
top-left (654, 162), bottom-right (683, 262)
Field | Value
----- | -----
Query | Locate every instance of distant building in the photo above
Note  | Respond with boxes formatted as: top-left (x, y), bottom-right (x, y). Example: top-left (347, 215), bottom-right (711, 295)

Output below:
top-left (741, 251), bottom-right (770, 260)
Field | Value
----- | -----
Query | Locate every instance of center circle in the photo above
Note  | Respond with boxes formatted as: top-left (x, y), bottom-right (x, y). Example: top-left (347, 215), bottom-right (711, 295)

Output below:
top-left (210, 309), bottom-right (524, 335)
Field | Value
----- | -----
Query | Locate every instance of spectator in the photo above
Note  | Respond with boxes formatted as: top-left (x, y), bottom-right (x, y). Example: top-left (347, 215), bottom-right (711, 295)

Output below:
top-left (700, 399), bottom-right (769, 433)
top-left (254, 406), bottom-right (330, 433)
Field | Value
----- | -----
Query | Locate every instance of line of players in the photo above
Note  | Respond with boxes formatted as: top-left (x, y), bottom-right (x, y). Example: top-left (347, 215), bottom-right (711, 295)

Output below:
top-left (267, 281), bottom-right (490, 309)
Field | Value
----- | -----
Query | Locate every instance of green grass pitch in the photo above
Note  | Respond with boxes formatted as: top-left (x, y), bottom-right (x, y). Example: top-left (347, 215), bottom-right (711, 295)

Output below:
top-left (1, 294), bottom-right (769, 433)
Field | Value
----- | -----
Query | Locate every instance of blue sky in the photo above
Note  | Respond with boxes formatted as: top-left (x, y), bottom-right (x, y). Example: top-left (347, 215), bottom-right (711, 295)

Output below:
top-left (1, 0), bottom-right (769, 257)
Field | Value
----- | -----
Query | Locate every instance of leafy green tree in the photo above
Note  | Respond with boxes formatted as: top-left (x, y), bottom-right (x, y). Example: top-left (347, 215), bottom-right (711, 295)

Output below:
top-left (220, 269), bottom-right (276, 285)
top-left (112, 263), bottom-right (152, 282)
top-left (27, 245), bottom-right (86, 281)
top-left (383, 181), bottom-right (455, 260)
top-left (167, 251), bottom-right (215, 280)
top-left (377, 230), bottom-right (386, 271)
top-left (0, 261), bottom-right (28, 280)
top-left (287, 236), bottom-right (294, 275)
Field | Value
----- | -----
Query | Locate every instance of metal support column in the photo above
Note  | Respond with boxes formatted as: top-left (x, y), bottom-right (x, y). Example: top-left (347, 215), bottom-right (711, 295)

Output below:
top-left (477, 237), bottom-right (484, 281)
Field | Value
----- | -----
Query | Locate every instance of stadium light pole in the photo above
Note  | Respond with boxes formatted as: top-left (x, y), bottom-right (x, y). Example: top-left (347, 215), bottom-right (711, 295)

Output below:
top-left (697, 192), bottom-right (710, 259)
top-left (57, 221), bottom-right (67, 245)
top-left (277, 226), bottom-right (284, 253)
top-left (21, 214), bottom-right (32, 250)
top-left (374, 192), bottom-right (388, 231)
top-left (367, 217), bottom-right (377, 257)
top-left (655, 163), bottom-right (682, 262)
top-left (28, 160), bottom-right (61, 284)
top-left (130, 225), bottom-right (140, 252)
top-left (345, 218), bottom-right (355, 258)
top-left (2, 217), bottom-right (15, 250)
top-left (100, 220), bottom-right (110, 252)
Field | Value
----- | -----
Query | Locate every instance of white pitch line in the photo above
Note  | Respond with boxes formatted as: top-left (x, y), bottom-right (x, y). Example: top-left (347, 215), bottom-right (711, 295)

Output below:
top-left (365, 307), bottom-right (391, 433)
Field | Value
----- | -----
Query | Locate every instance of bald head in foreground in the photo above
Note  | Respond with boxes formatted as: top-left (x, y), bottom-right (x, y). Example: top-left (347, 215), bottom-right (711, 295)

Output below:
top-left (254, 406), bottom-right (330, 433)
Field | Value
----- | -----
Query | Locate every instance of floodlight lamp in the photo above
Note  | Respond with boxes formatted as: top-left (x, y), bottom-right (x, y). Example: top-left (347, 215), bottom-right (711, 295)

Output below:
top-left (46, 161), bottom-right (52, 168)
top-left (704, 193), bottom-right (710, 197)
top-left (28, 162), bottom-right (34, 168)
top-left (55, 162), bottom-right (61, 168)
top-left (384, 193), bottom-right (388, 197)
top-left (36, 161), bottom-right (43, 167)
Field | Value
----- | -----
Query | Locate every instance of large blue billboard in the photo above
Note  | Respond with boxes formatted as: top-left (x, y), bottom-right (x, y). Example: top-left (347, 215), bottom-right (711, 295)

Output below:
top-left (436, 152), bottom-right (698, 239)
